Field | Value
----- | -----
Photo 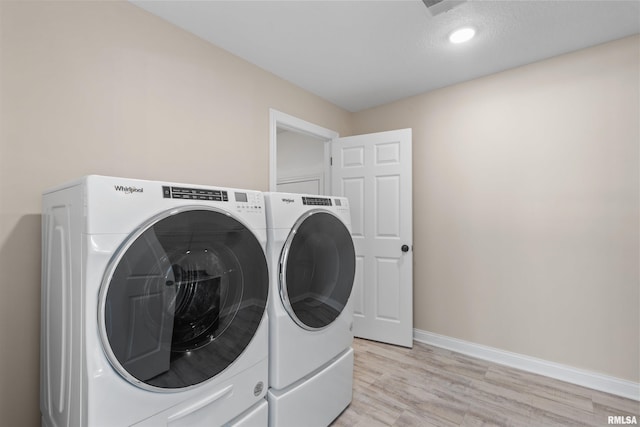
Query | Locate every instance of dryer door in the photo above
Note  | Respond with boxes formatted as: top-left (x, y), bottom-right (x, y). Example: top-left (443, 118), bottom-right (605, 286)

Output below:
top-left (99, 208), bottom-right (268, 390)
top-left (280, 210), bottom-right (356, 330)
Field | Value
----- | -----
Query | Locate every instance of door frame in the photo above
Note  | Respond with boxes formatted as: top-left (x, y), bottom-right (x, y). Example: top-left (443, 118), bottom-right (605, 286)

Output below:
top-left (269, 109), bottom-right (338, 193)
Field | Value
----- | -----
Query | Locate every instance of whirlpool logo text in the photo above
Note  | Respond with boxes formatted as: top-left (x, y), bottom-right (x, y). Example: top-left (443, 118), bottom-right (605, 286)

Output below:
top-left (114, 185), bottom-right (144, 194)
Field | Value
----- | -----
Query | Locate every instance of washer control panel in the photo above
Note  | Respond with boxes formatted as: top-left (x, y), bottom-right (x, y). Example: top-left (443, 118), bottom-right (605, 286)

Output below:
top-left (302, 196), bottom-right (332, 206)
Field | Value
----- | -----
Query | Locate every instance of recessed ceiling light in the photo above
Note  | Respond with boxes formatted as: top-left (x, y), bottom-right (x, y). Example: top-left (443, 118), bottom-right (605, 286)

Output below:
top-left (449, 27), bottom-right (476, 44)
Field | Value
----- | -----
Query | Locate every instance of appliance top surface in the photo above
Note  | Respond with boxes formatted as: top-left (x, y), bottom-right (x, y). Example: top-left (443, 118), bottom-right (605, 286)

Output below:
top-left (46, 175), bottom-right (267, 234)
top-left (87, 175), bottom-right (263, 196)
top-left (265, 192), bottom-right (349, 207)
top-left (264, 192), bottom-right (351, 228)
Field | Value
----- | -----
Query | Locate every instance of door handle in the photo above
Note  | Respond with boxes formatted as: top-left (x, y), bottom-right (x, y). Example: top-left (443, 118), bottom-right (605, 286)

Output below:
top-left (401, 244), bottom-right (410, 253)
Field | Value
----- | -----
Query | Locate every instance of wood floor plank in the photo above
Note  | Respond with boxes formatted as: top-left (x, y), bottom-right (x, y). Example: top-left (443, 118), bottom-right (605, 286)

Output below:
top-left (331, 338), bottom-right (639, 426)
top-left (591, 389), bottom-right (640, 414)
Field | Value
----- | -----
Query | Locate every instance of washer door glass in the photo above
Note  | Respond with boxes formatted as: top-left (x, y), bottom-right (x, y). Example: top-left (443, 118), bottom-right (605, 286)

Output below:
top-left (280, 211), bottom-right (355, 330)
top-left (100, 208), bottom-right (268, 390)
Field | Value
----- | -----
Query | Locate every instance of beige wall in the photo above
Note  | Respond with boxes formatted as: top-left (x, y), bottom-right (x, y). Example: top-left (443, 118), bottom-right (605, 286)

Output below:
top-left (0, 1), bottom-right (351, 425)
top-left (352, 35), bottom-right (640, 383)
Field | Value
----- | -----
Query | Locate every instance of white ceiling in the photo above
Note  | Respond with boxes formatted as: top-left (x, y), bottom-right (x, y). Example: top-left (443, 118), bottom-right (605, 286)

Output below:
top-left (131, 0), bottom-right (640, 112)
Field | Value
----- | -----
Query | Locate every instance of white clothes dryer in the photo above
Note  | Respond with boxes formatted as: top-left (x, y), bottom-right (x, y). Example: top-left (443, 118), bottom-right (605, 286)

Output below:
top-left (264, 192), bottom-right (356, 427)
top-left (41, 176), bottom-right (270, 427)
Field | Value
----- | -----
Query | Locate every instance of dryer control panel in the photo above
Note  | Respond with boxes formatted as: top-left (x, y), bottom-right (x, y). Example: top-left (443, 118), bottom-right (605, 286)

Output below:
top-left (162, 186), bottom-right (229, 201)
top-left (235, 191), bottom-right (263, 213)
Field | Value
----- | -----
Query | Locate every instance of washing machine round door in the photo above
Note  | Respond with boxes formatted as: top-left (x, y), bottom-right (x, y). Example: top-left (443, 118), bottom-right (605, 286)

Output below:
top-left (99, 207), bottom-right (268, 390)
top-left (280, 210), bottom-right (356, 330)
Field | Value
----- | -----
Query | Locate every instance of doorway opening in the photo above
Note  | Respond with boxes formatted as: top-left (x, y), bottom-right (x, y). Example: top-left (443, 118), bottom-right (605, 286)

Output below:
top-left (269, 109), bottom-right (338, 195)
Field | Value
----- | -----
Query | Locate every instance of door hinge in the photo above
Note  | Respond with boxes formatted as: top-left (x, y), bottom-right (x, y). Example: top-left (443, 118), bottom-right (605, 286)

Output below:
top-left (330, 157), bottom-right (333, 166)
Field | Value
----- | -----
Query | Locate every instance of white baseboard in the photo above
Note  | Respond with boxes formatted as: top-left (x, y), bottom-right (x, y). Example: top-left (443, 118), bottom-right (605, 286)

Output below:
top-left (413, 329), bottom-right (640, 401)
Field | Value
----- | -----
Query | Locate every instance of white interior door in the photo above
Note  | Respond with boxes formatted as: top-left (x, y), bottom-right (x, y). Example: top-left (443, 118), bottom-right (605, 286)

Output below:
top-left (331, 129), bottom-right (413, 348)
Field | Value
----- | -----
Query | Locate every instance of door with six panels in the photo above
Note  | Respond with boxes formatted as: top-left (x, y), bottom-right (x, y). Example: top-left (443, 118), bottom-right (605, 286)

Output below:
top-left (331, 129), bottom-right (413, 348)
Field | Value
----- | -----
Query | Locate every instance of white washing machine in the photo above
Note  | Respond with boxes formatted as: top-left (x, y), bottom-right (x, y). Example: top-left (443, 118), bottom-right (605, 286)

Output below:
top-left (264, 192), bottom-right (356, 427)
top-left (41, 175), bottom-right (270, 427)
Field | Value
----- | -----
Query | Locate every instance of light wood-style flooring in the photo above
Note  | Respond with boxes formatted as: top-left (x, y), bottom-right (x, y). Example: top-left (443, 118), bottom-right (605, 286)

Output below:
top-left (332, 338), bottom-right (639, 427)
